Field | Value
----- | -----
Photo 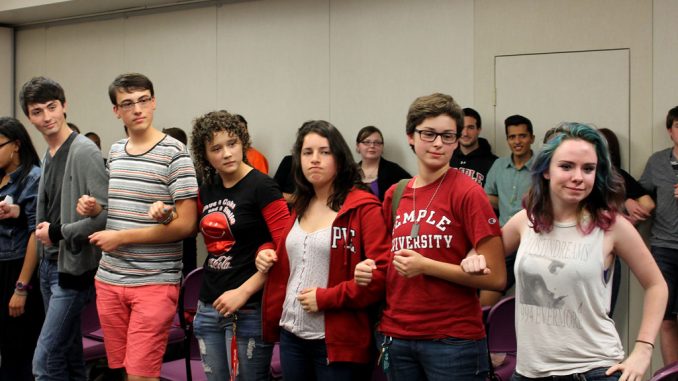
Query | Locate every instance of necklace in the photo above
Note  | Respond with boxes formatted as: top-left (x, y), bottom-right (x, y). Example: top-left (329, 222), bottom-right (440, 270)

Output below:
top-left (411, 170), bottom-right (448, 238)
top-left (361, 163), bottom-right (378, 182)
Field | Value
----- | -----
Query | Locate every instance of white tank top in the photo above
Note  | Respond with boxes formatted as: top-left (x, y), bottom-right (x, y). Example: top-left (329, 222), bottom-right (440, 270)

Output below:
top-left (515, 220), bottom-right (624, 377)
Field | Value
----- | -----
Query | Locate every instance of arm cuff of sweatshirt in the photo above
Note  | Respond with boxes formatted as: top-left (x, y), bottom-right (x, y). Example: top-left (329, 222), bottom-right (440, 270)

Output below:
top-left (48, 223), bottom-right (64, 243)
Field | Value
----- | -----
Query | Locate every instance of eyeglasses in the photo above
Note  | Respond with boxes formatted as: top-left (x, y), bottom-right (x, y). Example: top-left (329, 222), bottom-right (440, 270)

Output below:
top-left (0, 140), bottom-right (13, 149)
top-left (414, 129), bottom-right (458, 144)
top-left (117, 96), bottom-right (153, 112)
top-left (360, 140), bottom-right (384, 147)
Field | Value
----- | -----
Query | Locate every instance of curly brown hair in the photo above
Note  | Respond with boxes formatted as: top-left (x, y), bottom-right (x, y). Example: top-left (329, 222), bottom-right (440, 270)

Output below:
top-left (190, 110), bottom-right (251, 185)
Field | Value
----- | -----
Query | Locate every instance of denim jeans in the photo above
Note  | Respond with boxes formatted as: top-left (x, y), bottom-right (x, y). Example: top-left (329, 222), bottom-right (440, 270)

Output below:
top-left (512, 367), bottom-right (621, 380)
top-left (193, 300), bottom-right (272, 381)
top-left (377, 334), bottom-right (489, 381)
top-left (279, 329), bottom-right (364, 381)
top-left (33, 259), bottom-right (93, 381)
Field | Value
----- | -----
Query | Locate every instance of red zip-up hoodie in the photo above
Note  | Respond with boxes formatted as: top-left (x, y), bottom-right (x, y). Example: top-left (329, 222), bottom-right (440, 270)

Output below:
top-left (262, 188), bottom-right (391, 363)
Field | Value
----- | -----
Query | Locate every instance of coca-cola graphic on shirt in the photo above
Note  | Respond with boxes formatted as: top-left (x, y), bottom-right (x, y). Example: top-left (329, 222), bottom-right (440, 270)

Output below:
top-left (201, 202), bottom-right (236, 270)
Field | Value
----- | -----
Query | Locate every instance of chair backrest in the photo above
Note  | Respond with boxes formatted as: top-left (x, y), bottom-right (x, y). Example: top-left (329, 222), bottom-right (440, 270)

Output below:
top-left (486, 296), bottom-right (516, 353)
top-left (651, 361), bottom-right (678, 381)
top-left (182, 267), bottom-right (203, 313)
top-left (81, 298), bottom-right (101, 335)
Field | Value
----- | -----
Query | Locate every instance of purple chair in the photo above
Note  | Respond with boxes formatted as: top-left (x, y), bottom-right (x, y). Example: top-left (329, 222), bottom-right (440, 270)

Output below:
top-left (486, 296), bottom-right (516, 381)
top-left (82, 336), bottom-right (107, 362)
top-left (160, 267), bottom-right (205, 381)
top-left (651, 361), bottom-right (678, 381)
top-left (270, 342), bottom-right (282, 380)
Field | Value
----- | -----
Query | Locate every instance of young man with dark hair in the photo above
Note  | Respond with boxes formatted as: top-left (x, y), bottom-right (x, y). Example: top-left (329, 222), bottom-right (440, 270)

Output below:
top-left (450, 107), bottom-right (497, 187)
top-left (640, 105), bottom-right (678, 365)
top-left (482, 114), bottom-right (535, 306)
top-left (19, 76), bottom-right (109, 381)
top-left (82, 73), bottom-right (198, 381)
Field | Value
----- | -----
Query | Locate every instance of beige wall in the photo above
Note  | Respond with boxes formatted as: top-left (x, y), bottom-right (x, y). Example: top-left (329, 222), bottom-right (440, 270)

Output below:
top-left (0, 27), bottom-right (12, 116)
top-left (14, 0), bottom-right (474, 176)
top-left (11, 0), bottom-right (678, 375)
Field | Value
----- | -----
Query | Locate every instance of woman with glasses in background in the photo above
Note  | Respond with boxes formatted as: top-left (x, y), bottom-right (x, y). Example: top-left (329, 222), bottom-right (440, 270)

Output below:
top-left (0, 117), bottom-right (43, 381)
top-left (356, 126), bottom-right (410, 201)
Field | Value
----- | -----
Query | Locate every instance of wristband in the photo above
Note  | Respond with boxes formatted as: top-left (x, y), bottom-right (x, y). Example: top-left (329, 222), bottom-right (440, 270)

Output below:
top-left (15, 281), bottom-right (32, 291)
top-left (635, 339), bottom-right (655, 349)
top-left (14, 288), bottom-right (28, 296)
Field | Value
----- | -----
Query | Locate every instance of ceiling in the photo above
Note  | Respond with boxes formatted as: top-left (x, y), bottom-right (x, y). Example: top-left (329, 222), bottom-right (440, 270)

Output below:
top-left (0, 0), bottom-right (230, 27)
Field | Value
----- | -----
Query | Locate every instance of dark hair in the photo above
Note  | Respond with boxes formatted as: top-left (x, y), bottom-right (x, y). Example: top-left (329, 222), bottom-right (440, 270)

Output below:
top-left (667, 106), bottom-right (678, 130)
top-left (0, 117), bottom-right (40, 184)
top-left (108, 73), bottom-right (154, 105)
top-left (67, 122), bottom-right (80, 134)
top-left (233, 114), bottom-right (248, 128)
top-left (356, 125), bottom-right (383, 144)
top-left (292, 120), bottom-right (362, 217)
top-left (597, 128), bottom-right (621, 168)
top-left (19, 77), bottom-right (66, 116)
top-left (524, 122), bottom-right (624, 234)
top-left (462, 107), bottom-right (482, 129)
top-left (190, 110), bottom-right (251, 185)
top-left (162, 127), bottom-right (188, 145)
top-left (84, 132), bottom-right (101, 150)
top-left (504, 114), bottom-right (533, 137)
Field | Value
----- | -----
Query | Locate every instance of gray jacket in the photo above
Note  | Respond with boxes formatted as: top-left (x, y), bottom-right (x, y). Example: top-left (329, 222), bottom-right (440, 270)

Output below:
top-left (36, 134), bottom-right (108, 283)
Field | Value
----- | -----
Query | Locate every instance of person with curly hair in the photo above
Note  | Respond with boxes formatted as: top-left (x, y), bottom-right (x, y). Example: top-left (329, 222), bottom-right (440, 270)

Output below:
top-left (188, 110), bottom-right (290, 381)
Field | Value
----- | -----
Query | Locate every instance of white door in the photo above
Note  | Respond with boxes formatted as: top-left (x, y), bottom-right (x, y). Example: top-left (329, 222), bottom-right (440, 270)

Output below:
top-left (494, 49), bottom-right (630, 168)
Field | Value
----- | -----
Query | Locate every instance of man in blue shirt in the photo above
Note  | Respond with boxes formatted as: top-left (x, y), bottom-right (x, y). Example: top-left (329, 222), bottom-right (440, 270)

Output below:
top-left (482, 114), bottom-right (535, 306)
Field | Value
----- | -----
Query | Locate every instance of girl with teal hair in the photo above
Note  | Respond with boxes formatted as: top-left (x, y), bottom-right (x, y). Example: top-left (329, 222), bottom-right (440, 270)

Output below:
top-left (463, 123), bottom-right (667, 380)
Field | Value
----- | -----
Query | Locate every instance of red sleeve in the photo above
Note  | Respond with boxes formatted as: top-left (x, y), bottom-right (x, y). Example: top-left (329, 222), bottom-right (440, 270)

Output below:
top-left (256, 198), bottom-right (291, 253)
top-left (461, 187), bottom-right (502, 247)
top-left (316, 201), bottom-right (391, 310)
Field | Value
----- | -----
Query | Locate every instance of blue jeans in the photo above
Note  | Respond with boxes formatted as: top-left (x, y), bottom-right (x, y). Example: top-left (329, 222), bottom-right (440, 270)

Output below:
top-left (279, 329), bottom-right (363, 381)
top-left (377, 334), bottom-right (489, 381)
top-left (512, 367), bottom-right (621, 380)
top-left (33, 259), bottom-right (93, 381)
top-left (193, 300), bottom-right (272, 381)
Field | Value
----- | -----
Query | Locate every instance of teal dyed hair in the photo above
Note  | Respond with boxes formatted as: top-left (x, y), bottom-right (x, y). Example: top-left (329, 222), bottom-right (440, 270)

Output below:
top-left (524, 122), bottom-right (624, 234)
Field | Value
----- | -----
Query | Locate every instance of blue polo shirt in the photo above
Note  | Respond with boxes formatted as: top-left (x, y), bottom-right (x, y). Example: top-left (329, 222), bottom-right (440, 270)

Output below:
top-left (484, 154), bottom-right (534, 226)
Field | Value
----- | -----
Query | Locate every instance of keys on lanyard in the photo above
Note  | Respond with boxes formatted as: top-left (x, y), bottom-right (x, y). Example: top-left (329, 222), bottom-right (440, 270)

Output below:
top-left (377, 335), bottom-right (393, 373)
top-left (230, 314), bottom-right (238, 381)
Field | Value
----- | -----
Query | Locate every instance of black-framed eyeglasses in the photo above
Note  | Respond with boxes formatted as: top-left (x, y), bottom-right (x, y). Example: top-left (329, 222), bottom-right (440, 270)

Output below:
top-left (117, 96), bottom-right (154, 112)
top-left (360, 140), bottom-right (384, 147)
top-left (0, 140), bottom-right (13, 149)
top-left (414, 129), bottom-right (458, 144)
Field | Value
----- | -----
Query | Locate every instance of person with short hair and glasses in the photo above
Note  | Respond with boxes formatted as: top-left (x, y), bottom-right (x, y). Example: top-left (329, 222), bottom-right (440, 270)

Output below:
top-left (355, 93), bottom-right (505, 381)
top-left (356, 126), bottom-right (410, 201)
top-left (79, 73), bottom-right (198, 381)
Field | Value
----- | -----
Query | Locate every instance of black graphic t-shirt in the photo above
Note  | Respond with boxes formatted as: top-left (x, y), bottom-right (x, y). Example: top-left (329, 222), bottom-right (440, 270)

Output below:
top-left (198, 170), bottom-right (282, 304)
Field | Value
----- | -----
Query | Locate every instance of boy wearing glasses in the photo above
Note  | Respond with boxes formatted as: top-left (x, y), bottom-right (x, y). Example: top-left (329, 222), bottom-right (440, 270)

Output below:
top-left (481, 114), bottom-right (535, 306)
top-left (19, 77), bottom-right (109, 380)
top-left (82, 73), bottom-right (198, 381)
top-left (355, 93), bottom-right (505, 380)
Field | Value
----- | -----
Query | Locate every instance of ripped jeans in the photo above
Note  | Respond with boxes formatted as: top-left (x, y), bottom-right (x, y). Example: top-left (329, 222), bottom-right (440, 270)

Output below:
top-left (193, 300), bottom-right (273, 381)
